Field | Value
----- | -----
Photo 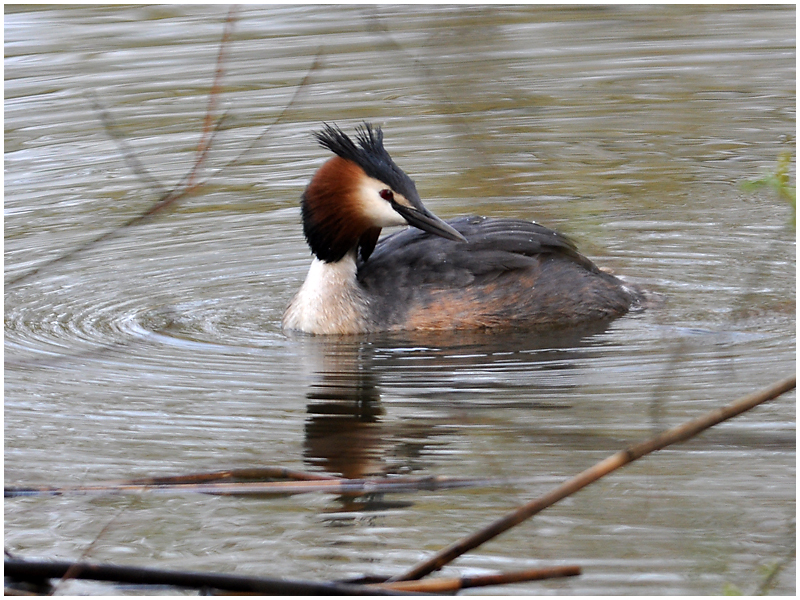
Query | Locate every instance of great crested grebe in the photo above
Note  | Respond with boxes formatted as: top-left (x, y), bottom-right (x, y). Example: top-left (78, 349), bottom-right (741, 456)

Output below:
top-left (282, 123), bottom-right (640, 334)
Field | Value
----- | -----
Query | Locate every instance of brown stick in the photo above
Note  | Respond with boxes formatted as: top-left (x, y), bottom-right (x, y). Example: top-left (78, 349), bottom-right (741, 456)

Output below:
top-left (372, 565), bottom-right (580, 593)
top-left (9, 466), bottom-right (340, 496)
top-left (121, 466), bottom-right (342, 485)
top-left (391, 375), bottom-right (796, 582)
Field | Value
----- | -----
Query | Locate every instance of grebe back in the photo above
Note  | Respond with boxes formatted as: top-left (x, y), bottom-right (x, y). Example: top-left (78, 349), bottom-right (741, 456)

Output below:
top-left (282, 123), bottom-right (640, 334)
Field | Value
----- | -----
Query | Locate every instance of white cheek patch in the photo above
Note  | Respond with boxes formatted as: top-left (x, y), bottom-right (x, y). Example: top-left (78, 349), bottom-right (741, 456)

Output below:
top-left (356, 176), bottom-right (408, 228)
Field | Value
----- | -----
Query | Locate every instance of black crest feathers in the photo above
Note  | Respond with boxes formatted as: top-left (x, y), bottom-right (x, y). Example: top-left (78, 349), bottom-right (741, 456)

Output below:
top-left (314, 123), bottom-right (419, 200)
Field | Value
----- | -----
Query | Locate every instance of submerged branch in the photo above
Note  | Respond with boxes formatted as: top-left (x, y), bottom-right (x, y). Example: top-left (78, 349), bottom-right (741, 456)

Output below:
top-left (5, 474), bottom-right (514, 499)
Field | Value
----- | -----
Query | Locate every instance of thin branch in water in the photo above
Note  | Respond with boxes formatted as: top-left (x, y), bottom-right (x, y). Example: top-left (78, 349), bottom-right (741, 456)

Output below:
top-left (371, 565), bottom-right (581, 593)
top-left (390, 375), bottom-right (797, 582)
top-left (4, 466), bottom-right (341, 498)
top-left (120, 466), bottom-right (343, 485)
top-left (5, 474), bottom-right (517, 499)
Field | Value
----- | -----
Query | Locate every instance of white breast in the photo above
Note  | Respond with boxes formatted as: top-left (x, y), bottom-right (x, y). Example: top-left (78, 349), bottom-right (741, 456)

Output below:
top-left (282, 254), bottom-right (371, 334)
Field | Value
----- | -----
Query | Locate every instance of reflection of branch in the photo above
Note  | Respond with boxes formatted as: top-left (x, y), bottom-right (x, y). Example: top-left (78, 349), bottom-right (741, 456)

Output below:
top-left (6, 9), bottom-right (239, 288)
top-left (4, 121), bottom-right (220, 289)
top-left (192, 46), bottom-right (324, 179)
top-left (391, 375), bottom-right (796, 582)
top-left (6, 10), bottom-right (323, 289)
top-left (361, 9), bottom-right (514, 194)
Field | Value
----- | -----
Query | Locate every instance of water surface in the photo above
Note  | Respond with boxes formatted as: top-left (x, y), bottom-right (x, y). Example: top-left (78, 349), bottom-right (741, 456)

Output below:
top-left (5, 5), bottom-right (795, 595)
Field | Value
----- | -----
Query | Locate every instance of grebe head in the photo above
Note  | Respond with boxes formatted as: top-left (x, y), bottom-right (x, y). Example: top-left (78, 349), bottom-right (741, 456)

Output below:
top-left (301, 123), bottom-right (466, 263)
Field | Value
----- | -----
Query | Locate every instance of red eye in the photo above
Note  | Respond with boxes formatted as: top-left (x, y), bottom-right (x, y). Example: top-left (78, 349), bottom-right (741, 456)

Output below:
top-left (379, 189), bottom-right (394, 201)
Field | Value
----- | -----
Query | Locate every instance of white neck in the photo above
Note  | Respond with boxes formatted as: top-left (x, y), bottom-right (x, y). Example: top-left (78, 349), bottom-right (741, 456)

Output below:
top-left (282, 253), bottom-right (371, 334)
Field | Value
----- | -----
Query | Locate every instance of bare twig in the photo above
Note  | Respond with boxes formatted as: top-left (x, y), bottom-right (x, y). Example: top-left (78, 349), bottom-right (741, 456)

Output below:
top-left (391, 375), bottom-right (796, 582)
top-left (372, 565), bottom-right (580, 593)
top-left (6, 106), bottom-right (235, 290)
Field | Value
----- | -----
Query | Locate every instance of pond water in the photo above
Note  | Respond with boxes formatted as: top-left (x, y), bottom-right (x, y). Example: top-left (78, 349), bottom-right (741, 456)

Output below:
top-left (4, 5), bottom-right (795, 595)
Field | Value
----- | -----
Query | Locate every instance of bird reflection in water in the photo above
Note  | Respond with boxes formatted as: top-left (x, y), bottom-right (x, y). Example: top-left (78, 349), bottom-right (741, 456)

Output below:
top-left (299, 338), bottom-right (414, 512)
top-left (294, 323), bottom-right (617, 514)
